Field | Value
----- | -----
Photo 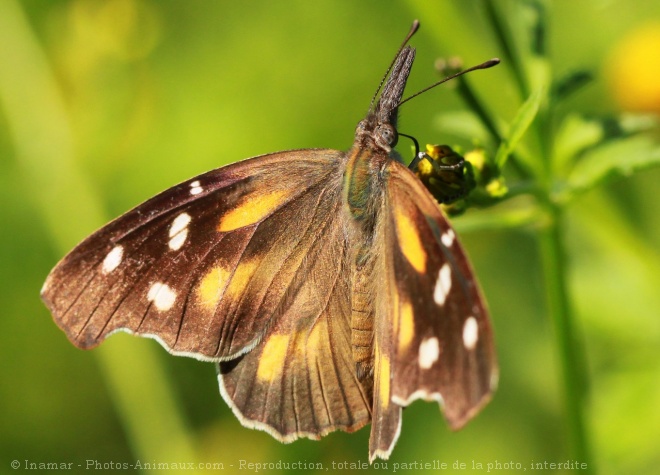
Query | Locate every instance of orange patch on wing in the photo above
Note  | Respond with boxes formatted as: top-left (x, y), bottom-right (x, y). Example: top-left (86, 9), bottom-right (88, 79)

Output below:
top-left (223, 259), bottom-right (259, 300)
top-left (376, 344), bottom-right (391, 407)
top-left (305, 321), bottom-right (325, 360)
top-left (218, 189), bottom-right (291, 232)
top-left (394, 210), bottom-right (427, 273)
top-left (257, 334), bottom-right (290, 382)
top-left (398, 299), bottom-right (414, 352)
top-left (196, 265), bottom-right (231, 310)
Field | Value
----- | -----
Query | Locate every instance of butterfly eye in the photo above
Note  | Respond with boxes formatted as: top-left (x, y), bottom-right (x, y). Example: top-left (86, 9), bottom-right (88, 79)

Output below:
top-left (376, 123), bottom-right (398, 148)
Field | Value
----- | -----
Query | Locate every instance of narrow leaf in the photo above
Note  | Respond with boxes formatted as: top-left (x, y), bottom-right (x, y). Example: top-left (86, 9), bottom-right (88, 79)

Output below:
top-left (561, 136), bottom-right (660, 202)
top-left (494, 86), bottom-right (545, 169)
top-left (553, 114), bottom-right (604, 175)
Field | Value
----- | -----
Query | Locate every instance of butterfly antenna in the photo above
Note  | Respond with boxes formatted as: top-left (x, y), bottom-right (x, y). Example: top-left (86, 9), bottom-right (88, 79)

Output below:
top-left (396, 58), bottom-right (500, 107)
top-left (368, 20), bottom-right (421, 112)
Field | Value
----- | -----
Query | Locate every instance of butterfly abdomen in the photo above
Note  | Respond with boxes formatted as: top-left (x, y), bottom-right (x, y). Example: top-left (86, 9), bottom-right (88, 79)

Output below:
top-left (350, 257), bottom-right (376, 380)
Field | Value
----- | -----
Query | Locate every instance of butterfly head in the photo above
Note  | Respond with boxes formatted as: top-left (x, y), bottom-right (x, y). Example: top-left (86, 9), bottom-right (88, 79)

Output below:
top-left (356, 45), bottom-right (416, 153)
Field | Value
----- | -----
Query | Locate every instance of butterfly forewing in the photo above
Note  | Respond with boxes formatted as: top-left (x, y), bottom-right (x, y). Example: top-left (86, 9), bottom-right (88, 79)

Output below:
top-left (384, 161), bottom-right (496, 426)
top-left (42, 149), bottom-right (347, 360)
top-left (363, 161), bottom-right (496, 461)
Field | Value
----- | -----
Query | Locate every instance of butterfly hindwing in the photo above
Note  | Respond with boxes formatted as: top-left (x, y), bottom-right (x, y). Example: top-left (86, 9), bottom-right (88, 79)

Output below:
top-left (217, 205), bottom-right (372, 439)
top-left (41, 149), bottom-right (349, 361)
top-left (215, 153), bottom-right (375, 440)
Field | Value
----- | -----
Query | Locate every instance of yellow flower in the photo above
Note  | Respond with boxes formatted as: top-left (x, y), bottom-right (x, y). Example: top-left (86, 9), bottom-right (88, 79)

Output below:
top-left (607, 23), bottom-right (660, 112)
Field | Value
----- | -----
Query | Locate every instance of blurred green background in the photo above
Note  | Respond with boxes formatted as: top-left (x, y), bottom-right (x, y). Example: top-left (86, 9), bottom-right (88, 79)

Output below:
top-left (1, 1), bottom-right (659, 474)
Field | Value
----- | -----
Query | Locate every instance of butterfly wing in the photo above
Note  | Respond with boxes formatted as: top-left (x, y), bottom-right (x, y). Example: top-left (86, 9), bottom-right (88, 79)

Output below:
top-left (368, 160), bottom-right (497, 460)
top-left (217, 200), bottom-right (372, 440)
top-left (43, 149), bottom-right (341, 359)
top-left (42, 148), bottom-right (374, 439)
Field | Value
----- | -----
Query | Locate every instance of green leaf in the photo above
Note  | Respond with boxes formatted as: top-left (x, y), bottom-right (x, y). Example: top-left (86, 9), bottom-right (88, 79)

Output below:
top-left (554, 113), bottom-right (660, 177)
top-left (494, 86), bottom-right (545, 170)
top-left (560, 135), bottom-right (660, 203)
top-left (614, 113), bottom-right (660, 136)
top-left (553, 114), bottom-right (604, 175)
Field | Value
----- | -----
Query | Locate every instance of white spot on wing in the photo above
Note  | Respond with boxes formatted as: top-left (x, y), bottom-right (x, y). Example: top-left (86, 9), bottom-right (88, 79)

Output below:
top-left (169, 212), bottom-right (191, 237)
top-left (168, 229), bottom-right (188, 250)
top-left (463, 316), bottom-right (479, 350)
top-left (189, 180), bottom-right (203, 195)
top-left (147, 282), bottom-right (176, 311)
top-left (433, 263), bottom-right (452, 306)
top-left (102, 245), bottom-right (124, 274)
top-left (168, 212), bottom-right (191, 250)
top-left (441, 228), bottom-right (455, 247)
top-left (418, 337), bottom-right (440, 369)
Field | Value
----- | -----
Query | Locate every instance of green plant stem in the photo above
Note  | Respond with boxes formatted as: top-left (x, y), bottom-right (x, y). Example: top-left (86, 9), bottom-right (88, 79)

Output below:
top-left (483, 0), bottom-right (529, 98)
top-left (538, 207), bottom-right (594, 473)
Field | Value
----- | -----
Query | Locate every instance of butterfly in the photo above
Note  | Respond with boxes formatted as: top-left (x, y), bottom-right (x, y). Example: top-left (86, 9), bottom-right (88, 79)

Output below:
top-left (41, 20), bottom-right (498, 462)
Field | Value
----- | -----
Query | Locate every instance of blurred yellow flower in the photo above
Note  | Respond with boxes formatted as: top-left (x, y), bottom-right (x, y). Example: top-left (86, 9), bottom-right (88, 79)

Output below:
top-left (607, 23), bottom-right (660, 112)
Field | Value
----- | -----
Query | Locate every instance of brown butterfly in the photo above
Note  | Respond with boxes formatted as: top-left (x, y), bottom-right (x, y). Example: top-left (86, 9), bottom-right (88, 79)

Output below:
top-left (41, 20), bottom-right (498, 461)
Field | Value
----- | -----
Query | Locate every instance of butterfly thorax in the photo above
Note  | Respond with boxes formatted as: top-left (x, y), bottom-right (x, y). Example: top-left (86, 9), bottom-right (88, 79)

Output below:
top-left (344, 117), bottom-right (397, 219)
